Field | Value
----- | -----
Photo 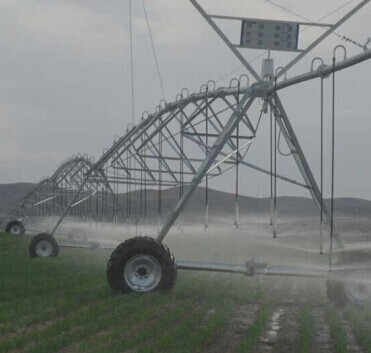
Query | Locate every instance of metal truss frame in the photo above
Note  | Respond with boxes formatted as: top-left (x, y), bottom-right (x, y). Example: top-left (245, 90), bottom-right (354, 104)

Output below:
top-left (3, 155), bottom-right (118, 232)
top-left (30, 0), bottom-right (371, 280)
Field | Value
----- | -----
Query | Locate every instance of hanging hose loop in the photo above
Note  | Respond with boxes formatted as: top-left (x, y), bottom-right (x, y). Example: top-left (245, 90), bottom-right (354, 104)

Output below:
top-left (200, 83), bottom-right (207, 93)
top-left (229, 78), bottom-right (239, 88)
top-left (277, 130), bottom-right (293, 156)
top-left (275, 67), bottom-right (287, 80)
top-left (310, 57), bottom-right (324, 72)
top-left (142, 111), bottom-right (150, 120)
top-left (159, 99), bottom-right (167, 110)
top-left (206, 80), bottom-right (216, 92)
top-left (333, 45), bottom-right (347, 61)
top-left (239, 74), bottom-right (249, 87)
top-left (181, 87), bottom-right (190, 99)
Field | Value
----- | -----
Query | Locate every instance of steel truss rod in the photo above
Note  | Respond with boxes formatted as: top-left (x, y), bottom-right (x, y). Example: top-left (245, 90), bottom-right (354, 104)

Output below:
top-left (188, 97), bottom-right (247, 158)
top-left (33, 196), bottom-right (57, 207)
top-left (183, 95), bottom-right (253, 158)
top-left (125, 144), bottom-right (158, 182)
top-left (112, 163), bottom-right (221, 176)
top-left (70, 190), bottom-right (98, 208)
top-left (157, 93), bottom-right (256, 242)
top-left (235, 159), bottom-right (310, 190)
top-left (209, 14), bottom-right (333, 28)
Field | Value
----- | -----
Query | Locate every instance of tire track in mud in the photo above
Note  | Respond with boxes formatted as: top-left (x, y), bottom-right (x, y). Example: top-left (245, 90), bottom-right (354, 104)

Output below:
top-left (273, 306), bottom-right (300, 353)
top-left (253, 307), bottom-right (285, 353)
top-left (201, 304), bottom-right (260, 353)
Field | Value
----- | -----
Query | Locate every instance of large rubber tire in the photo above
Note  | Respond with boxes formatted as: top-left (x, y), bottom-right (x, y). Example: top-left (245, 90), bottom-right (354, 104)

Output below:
top-left (29, 233), bottom-right (60, 258)
top-left (107, 237), bottom-right (177, 293)
top-left (5, 220), bottom-right (25, 235)
top-left (327, 270), bottom-right (371, 306)
top-left (67, 228), bottom-right (88, 242)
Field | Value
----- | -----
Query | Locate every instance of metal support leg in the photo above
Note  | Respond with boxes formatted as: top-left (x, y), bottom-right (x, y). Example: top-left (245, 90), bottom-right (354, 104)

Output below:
top-left (157, 94), bottom-right (256, 242)
top-left (270, 96), bottom-right (342, 247)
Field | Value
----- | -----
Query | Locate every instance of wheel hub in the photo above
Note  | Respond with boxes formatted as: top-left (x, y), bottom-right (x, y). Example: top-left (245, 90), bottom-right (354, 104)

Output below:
top-left (35, 240), bottom-right (53, 257)
top-left (124, 255), bottom-right (162, 292)
top-left (10, 225), bottom-right (21, 235)
top-left (345, 274), bottom-right (371, 305)
top-left (136, 265), bottom-right (151, 279)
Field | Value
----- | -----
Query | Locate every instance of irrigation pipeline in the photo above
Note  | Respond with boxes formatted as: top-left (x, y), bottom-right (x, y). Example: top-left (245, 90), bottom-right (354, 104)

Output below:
top-left (273, 77), bottom-right (278, 239)
top-left (235, 82), bottom-right (241, 229)
top-left (330, 56), bottom-right (336, 268)
top-left (273, 49), bottom-right (371, 93)
top-left (320, 76), bottom-right (324, 255)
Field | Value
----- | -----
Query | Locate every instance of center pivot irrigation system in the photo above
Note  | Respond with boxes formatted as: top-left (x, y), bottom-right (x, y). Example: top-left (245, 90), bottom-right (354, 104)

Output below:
top-left (2, 154), bottom-right (116, 238)
top-left (25, 0), bottom-right (371, 303)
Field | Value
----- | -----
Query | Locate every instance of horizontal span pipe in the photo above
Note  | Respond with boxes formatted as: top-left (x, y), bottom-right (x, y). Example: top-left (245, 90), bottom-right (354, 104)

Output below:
top-left (177, 260), bottom-right (248, 274)
top-left (59, 242), bottom-right (116, 250)
top-left (273, 49), bottom-right (371, 93)
top-left (255, 266), bottom-right (328, 279)
top-left (177, 260), bottom-right (328, 279)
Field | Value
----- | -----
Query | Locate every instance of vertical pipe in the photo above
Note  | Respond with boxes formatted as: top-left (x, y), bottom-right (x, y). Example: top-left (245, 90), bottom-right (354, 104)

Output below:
top-left (158, 118), bottom-right (163, 233)
top-left (273, 78), bottom-right (278, 238)
top-left (235, 83), bottom-right (241, 229)
top-left (320, 77), bottom-right (324, 254)
top-left (270, 104), bottom-right (274, 226)
top-left (127, 142), bottom-right (131, 226)
top-left (179, 108), bottom-right (184, 233)
top-left (114, 161), bottom-right (118, 224)
top-left (330, 57), bottom-right (336, 267)
top-left (143, 146), bottom-right (147, 222)
top-left (269, 106), bottom-right (274, 226)
top-left (204, 89), bottom-right (209, 231)
top-left (140, 134), bottom-right (144, 235)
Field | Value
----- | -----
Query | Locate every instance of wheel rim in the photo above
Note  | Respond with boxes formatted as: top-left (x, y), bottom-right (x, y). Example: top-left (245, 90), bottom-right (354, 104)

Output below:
top-left (345, 275), bottom-right (371, 304)
top-left (35, 240), bottom-right (53, 257)
top-left (9, 225), bottom-right (21, 235)
top-left (124, 255), bottom-right (162, 292)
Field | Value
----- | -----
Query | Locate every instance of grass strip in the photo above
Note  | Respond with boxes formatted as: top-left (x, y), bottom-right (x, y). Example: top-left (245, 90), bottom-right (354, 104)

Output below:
top-left (2, 293), bottom-right (158, 353)
top-left (325, 305), bottom-right (348, 353)
top-left (82, 301), bottom-right (193, 353)
top-left (297, 305), bottom-right (315, 353)
top-left (164, 309), bottom-right (229, 353)
top-left (136, 306), bottom-right (211, 353)
top-left (343, 305), bottom-right (371, 353)
top-left (25, 294), bottom-right (172, 353)
top-left (0, 282), bottom-right (108, 336)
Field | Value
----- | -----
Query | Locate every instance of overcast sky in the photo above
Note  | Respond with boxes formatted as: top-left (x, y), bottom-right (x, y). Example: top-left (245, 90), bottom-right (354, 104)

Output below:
top-left (1, 0), bottom-right (371, 199)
